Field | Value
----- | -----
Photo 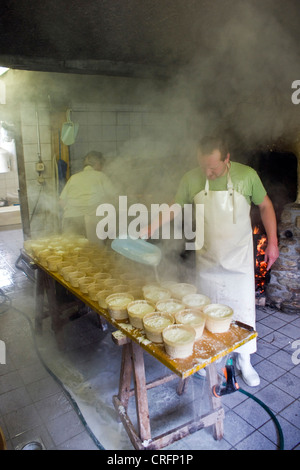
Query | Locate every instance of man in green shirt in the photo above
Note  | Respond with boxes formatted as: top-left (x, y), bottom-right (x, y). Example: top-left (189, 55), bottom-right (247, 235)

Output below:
top-left (144, 136), bottom-right (279, 387)
top-left (175, 156), bottom-right (267, 208)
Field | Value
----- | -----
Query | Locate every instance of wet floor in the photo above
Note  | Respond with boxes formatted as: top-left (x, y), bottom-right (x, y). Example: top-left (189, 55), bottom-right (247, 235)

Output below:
top-left (0, 226), bottom-right (299, 450)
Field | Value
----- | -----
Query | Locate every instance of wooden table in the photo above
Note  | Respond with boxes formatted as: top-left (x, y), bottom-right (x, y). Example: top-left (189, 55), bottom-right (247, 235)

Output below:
top-left (24, 249), bottom-right (257, 450)
top-left (110, 322), bottom-right (256, 449)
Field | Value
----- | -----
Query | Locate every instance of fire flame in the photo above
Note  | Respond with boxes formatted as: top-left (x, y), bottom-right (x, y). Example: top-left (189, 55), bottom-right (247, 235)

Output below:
top-left (254, 226), bottom-right (268, 294)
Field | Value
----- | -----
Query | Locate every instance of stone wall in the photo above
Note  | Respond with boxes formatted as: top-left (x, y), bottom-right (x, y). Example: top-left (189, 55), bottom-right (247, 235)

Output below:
top-left (266, 202), bottom-right (300, 313)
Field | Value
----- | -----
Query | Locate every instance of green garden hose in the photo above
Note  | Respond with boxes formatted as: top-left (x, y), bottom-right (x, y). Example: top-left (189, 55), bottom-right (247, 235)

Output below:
top-left (238, 387), bottom-right (284, 450)
top-left (221, 357), bottom-right (285, 450)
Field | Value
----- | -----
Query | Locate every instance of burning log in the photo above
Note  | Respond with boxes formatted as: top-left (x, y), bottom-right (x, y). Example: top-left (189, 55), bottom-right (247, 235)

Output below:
top-left (253, 226), bottom-right (269, 300)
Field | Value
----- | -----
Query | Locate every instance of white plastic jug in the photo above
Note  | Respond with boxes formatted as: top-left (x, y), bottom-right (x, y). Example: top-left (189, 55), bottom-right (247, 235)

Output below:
top-left (61, 109), bottom-right (79, 145)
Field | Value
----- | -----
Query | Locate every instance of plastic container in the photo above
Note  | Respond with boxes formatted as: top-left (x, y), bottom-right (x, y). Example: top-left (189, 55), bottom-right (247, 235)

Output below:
top-left (160, 280), bottom-right (178, 289)
top-left (36, 248), bottom-right (51, 261)
top-left (175, 309), bottom-right (205, 339)
top-left (57, 260), bottom-right (71, 274)
top-left (169, 282), bottom-right (197, 300)
top-left (96, 290), bottom-right (112, 309)
top-left (106, 293), bottom-right (134, 320)
top-left (128, 288), bottom-right (143, 300)
top-left (155, 299), bottom-right (186, 317)
top-left (104, 278), bottom-right (121, 289)
top-left (81, 266), bottom-right (99, 276)
top-left (78, 276), bottom-right (95, 293)
top-left (68, 271), bottom-right (85, 288)
top-left (112, 284), bottom-right (128, 294)
top-left (202, 303), bottom-right (234, 333)
top-left (162, 324), bottom-right (196, 359)
top-left (77, 261), bottom-right (91, 271)
top-left (30, 243), bottom-right (46, 256)
top-left (93, 272), bottom-right (111, 282)
top-left (182, 293), bottom-right (211, 309)
top-left (79, 248), bottom-right (95, 258)
top-left (61, 266), bottom-right (75, 281)
top-left (23, 239), bottom-right (34, 253)
top-left (76, 237), bottom-right (90, 246)
top-left (66, 254), bottom-right (79, 264)
top-left (56, 250), bottom-right (67, 260)
top-left (87, 283), bottom-right (101, 301)
top-left (127, 300), bottom-right (156, 329)
top-left (48, 242), bottom-right (64, 252)
top-left (91, 255), bottom-right (105, 264)
top-left (127, 279), bottom-right (143, 289)
top-left (142, 284), bottom-right (171, 304)
top-left (142, 312), bottom-right (174, 343)
top-left (47, 255), bottom-right (63, 271)
top-left (121, 273), bottom-right (139, 283)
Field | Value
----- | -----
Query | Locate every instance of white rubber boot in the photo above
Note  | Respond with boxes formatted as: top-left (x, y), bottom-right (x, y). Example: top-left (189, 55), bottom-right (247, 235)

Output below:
top-left (236, 353), bottom-right (260, 387)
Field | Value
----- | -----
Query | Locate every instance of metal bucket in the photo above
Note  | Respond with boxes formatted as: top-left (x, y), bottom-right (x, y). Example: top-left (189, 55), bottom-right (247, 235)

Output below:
top-left (21, 441), bottom-right (44, 450)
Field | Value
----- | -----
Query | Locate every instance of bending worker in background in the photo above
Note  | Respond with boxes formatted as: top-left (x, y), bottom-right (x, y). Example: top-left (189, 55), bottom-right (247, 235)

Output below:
top-left (59, 151), bottom-right (116, 243)
top-left (143, 136), bottom-right (279, 387)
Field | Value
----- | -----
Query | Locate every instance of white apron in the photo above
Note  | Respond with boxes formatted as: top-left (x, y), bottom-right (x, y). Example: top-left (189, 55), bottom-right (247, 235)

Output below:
top-left (194, 169), bottom-right (256, 354)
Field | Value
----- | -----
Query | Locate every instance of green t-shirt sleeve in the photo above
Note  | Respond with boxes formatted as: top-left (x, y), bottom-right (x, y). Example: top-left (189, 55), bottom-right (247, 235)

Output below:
top-left (174, 173), bottom-right (192, 206)
top-left (248, 169), bottom-right (267, 205)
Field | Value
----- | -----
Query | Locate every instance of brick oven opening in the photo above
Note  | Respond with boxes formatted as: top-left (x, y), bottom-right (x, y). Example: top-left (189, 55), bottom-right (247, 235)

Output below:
top-left (250, 149), bottom-right (298, 309)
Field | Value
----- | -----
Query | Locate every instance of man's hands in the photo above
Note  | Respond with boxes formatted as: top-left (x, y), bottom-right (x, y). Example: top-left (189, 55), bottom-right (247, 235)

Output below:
top-left (258, 195), bottom-right (279, 270)
top-left (139, 220), bottom-right (160, 239)
top-left (264, 242), bottom-right (279, 270)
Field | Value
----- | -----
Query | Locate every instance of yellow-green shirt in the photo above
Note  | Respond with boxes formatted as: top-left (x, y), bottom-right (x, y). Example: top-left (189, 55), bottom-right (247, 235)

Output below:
top-left (175, 161), bottom-right (266, 207)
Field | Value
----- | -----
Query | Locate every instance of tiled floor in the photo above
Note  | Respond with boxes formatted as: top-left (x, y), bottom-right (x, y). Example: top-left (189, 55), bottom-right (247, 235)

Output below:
top-left (0, 226), bottom-right (299, 450)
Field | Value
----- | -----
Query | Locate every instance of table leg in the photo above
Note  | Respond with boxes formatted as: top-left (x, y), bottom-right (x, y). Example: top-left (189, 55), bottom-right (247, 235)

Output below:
top-left (113, 341), bottom-right (225, 449)
top-left (113, 340), bottom-right (152, 449)
top-left (177, 377), bottom-right (189, 395)
top-left (117, 342), bottom-right (132, 411)
top-left (35, 268), bottom-right (45, 335)
top-left (48, 277), bottom-right (66, 349)
top-left (131, 341), bottom-right (151, 442)
top-left (206, 362), bottom-right (224, 440)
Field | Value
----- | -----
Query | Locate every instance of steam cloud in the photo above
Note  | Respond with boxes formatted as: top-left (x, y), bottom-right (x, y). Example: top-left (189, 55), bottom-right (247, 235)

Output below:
top-left (2, 0), bottom-right (300, 279)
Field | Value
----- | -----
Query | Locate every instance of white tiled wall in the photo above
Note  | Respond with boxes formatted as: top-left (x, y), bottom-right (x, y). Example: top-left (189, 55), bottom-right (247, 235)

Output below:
top-left (70, 104), bottom-right (187, 174)
top-left (20, 102), bottom-right (58, 237)
top-left (19, 100), bottom-right (188, 237)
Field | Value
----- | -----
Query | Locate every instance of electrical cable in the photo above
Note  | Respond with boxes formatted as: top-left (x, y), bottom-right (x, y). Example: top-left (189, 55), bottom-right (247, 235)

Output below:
top-left (29, 184), bottom-right (44, 223)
